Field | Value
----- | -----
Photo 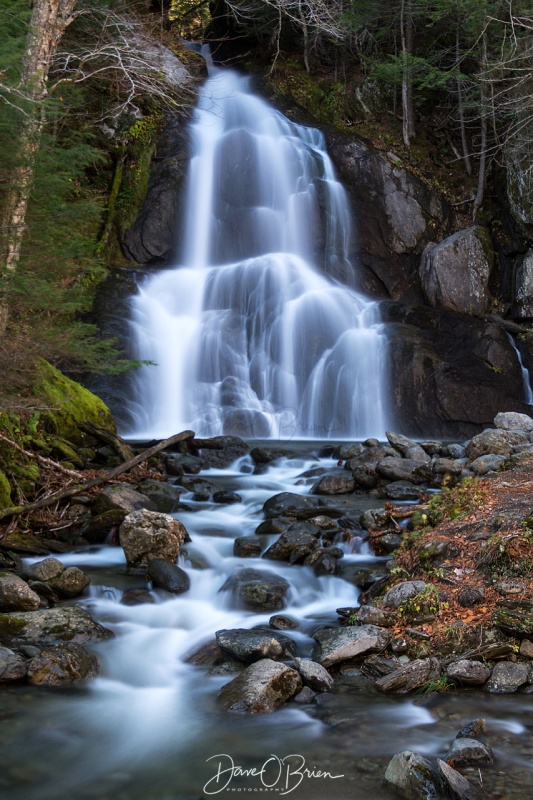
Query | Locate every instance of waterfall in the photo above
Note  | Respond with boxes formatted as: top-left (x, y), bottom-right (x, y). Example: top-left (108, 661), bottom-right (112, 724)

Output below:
top-left (127, 68), bottom-right (388, 440)
top-left (507, 333), bottom-right (533, 404)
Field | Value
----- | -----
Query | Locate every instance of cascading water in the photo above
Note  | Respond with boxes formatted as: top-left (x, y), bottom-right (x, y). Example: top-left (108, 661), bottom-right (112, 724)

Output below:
top-left (127, 67), bottom-right (388, 440)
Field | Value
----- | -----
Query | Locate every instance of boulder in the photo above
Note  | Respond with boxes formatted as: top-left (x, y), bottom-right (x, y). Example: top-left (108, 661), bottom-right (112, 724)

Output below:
top-left (352, 465), bottom-right (379, 489)
top-left (494, 411), bottom-right (533, 431)
top-left (48, 567), bottom-right (90, 599)
top-left (119, 509), bottom-right (188, 569)
top-left (233, 536), bottom-right (267, 558)
top-left (213, 491), bottom-right (242, 504)
top-left (382, 581), bottom-right (426, 609)
top-left (218, 659), bottom-right (302, 713)
top-left (262, 530), bottom-right (317, 563)
top-left (446, 660), bottom-right (491, 686)
top-left (383, 481), bottom-right (421, 500)
top-left (356, 605), bottom-right (396, 628)
top-left (493, 608), bottom-right (533, 638)
top-left (165, 453), bottom-right (204, 475)
top-left (196, 436), bottom-right (250, 469)
top-left (313, 625), bottom-right (390, 667)
top-left (519, 640), bottom-right (533, 658)
top-left (375, 658), bottom-right (440, 694)
top-left (269, 614), bottom-right (298, 631)
top-left (0, 645), bottom-right (27, 681)
top-left (470, 454), bottom-right (506, 475)
top-left (27, 643), bottom-right (99, 685)
top-left (311, 475), bottom-right (355, 495)
top-left (250, 447), bottom-right (292, 464)
top-left (376, 457), bottom-right (430, 484)
top-left (360, 508), bottom-right (389, 531)
top-left (147, 558), bottom-right (190, 594)
top-left (0, 606), bottom-right (113, 646)
top-left (293, 657), bottom-right (334, 692)
top-left (485, 661), bottom-right (529, 693)
top-left (137, 479), bottom-right (184, 513)
top-left (93, 484), bottom-right (157, 518)
top-left (466, 428), bottom-right (528, 460)
top-left (419, 226), bottom-right (493, 316)
top-left (0, 574), bottom-right (41, 612)
top-left (436, 759), bottom-right (481, 800)
top-left (263, 492), bottom-right (317, 519)
top-left (445, 738), bottom-right (493, 767)
top-left (215, 628), bottom-right (295, 663)
top-left (218, 568), bottom-right (290, 611)
top-left (81, 509), bottom-right (126, 544)
top-left (25, 558), bottom-right (64, 583)
top-left (383, 751), bottom-right (443, 800)
top-left (457, 587), bottom-right (484, 608)
top-left (386, 432), bottom-right (430, 462)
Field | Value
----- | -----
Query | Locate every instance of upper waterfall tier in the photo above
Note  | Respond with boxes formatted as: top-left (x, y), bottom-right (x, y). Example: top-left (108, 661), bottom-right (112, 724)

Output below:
top-left (126, 69), bottom-right (388, 440)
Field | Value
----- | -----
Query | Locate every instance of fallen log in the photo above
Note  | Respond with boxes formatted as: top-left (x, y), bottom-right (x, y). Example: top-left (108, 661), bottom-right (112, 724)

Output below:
top-left (0, 429), bottom-right (195, 524)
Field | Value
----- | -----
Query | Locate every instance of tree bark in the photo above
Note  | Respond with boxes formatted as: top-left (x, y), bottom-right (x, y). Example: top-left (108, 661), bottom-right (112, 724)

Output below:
top-left (1, 0), bottom-right (78, 277)
top-left (400, 0), bottom-right (415, 147)
top-left (473, 30), bottom-right (488, 220)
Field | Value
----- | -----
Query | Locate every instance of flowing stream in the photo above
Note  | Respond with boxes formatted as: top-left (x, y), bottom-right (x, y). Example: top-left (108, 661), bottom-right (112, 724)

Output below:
top-left (3, 452), bottom-right (533, 800)
top-left (126, 68), bottom-right (388, 440)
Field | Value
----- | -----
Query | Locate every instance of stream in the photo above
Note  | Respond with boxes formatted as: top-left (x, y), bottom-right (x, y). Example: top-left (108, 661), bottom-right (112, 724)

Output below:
top-left (2, 450), bottom-right (533, 800)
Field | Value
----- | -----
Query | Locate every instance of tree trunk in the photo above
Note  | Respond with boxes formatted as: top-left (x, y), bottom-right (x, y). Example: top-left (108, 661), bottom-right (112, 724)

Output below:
top-left (473, 30), bottom-right (488, 219)
top-left (400, 0), bottom-right (415, 147)
top-left (456, 29), bottom-right (472, 176)
top-left (1, 0), bottom-right (78, 277)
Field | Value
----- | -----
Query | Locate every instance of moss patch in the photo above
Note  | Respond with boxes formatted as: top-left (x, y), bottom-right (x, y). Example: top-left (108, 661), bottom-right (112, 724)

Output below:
top-left (35, 359), bottom-right (115, 445)
top-left (0, 470), bottom-right (11, 511)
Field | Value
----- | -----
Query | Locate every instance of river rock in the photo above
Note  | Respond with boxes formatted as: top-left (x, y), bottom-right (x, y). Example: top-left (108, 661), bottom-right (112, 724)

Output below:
top-left (263, 530), bottom-right (317, 562)
top-left (218, 658), bottom-right (302, 713)
top-left (485, 661), bottom-right (529, 693)
top-left (519, 639), bottom-right (533, 658)
top-left (386, 432), bottom-right (430, 463)
top-left (382, 581), bottom-right (426, 609)
top-left (446, 660), bottom-right (491, 686)
top-left (313, 625), bottom-right (389, 667)
top-left (470, 454), bottom-right (507, 475)
top-left (197, 436), bottom-right (250, 468)
top-left (335, 442), bottom-right (364, 460)
top-left (269, 614), bottom-right (298, 630)
top-left (465, 428), bottom-right (528, 459)
top-left (311, 475), bottom-right (355, 495)
top-left (457, 587), bottom-right (484, 608)
top-left (493, 608), bottom-right (533, 638)
top-left (375, 657), bottom-right (440, 694)
top-left (0, 606), bottom-right (113, 645)
top-left (494, 411), bottom-right (533, 431)
top-left (376, 457), bottom-right (430, 484)
top-left (356, 605), bottom-right (396, 628)
top-left (27, 642), bottom-right (99, 686)
top-left (165, 453), bottom-right (204, 475)
top-left (446, 737), bottom-right (493, 766)
top-left (82, 509), bottom-right (126, 544)
top-left (419, 226), bottom-right (493, 316)
top-left (436, 759), bottom-right (481, 800)
top-left (293, 657), bottom-right (334, 692)
top-left (233, 536), bottom-right (266, 558)
top-left (383, 481), bottom-right (421, 500)
top-left (250, 447), bottom-right (291, 464)
top-left (0, 574), bottom-right (41, 612)
top-left (25, 558), bottom-right (64, 583)
top-left (216, 628), bottom-right (295, 663)
top-left (137, 479), bottom-right (184, 513)
top-left (346, 445), bottom-right (393, 470)
top-left (263, 492), bottom-right (317, 519)
top-left (360, 508), bottom-right (389, 531)
top-left (219, 568), bottom-right (290, 611)
top-left (0, 645), bottom-right (27, 681)
top-left (147, 558), bottom-right (190, 594)
top-left (383, 751), bottom-right (443, 799)
top-left (352, 465), bottom-right (379, 489)
top-left (48, 566), bottom-right (90, 598)
top-left (93, 484), bottom-right (157, 517)
top-left (119, 509), bottom-right (188, 569)
top-left (213, 490), bottom-right (242, 504)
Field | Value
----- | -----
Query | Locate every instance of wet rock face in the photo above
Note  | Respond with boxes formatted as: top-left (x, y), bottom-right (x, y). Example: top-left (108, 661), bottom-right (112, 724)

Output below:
top-left (119, 509), bottom-right (189, 569)
top-left (383, 751), bottom-right (444, 799)
top-left (384, 303), bottom-right (529, 439)
top-left (215, 628), bottom-right (295, 663)
top-left (147, 559), bottom-right (190, 594)
top-left (0, 646), bottom-right (27, 682)
top-left (219, 568), bottom-right (290, 612)
top-left (27, 643), bottom-right (100, 686)
top-left (218, 658), bottom-right (302, 713)
top-left (0, 606), bottom-right (114, 646)
top-left (375, 658), bottom-right (440, 694)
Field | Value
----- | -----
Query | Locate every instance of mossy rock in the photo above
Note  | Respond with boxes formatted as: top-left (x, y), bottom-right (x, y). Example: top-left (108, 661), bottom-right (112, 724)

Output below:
top-left (35, 360), bottom-right (115, 446)
top-left (10, 463), bottom-right (40, 482)
top-left (0, 470), bottom-right (11, 511)
top-left (46, 436), bottom-right (85, 468)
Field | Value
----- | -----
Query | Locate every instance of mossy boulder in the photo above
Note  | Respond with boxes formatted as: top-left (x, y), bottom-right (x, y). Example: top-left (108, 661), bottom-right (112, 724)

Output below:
top-left (35, 360), bottom-right (115, 445)
top-left (0, 470), bottom-right (11, 511)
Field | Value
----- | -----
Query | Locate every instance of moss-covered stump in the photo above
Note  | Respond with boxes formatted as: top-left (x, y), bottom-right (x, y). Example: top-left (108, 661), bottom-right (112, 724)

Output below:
top-left (35, 359), bottom-right (115, 445)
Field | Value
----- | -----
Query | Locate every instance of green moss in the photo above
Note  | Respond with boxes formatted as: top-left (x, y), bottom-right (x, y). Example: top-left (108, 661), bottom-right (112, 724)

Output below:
top-left (10, 463), bottom-right (40, 482)
top-left (46, 436), bottom-right (84, 468)
top-left (0, 470), bottom-right (12, 510)
top-left (0, 613), bottom-right (28, 635)
top-left (35, 359), bottom-right (115, 445)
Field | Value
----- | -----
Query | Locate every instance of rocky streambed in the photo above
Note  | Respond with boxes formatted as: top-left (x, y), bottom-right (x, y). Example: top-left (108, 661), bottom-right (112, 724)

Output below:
top-left (2, 416), bottom-right (533, 798)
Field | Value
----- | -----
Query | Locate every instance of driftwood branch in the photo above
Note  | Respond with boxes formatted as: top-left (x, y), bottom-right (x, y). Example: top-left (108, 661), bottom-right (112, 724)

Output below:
top-left (0, 432), bottom-right (83, 479)
top-left (0, 429), bottom-right (195, 523)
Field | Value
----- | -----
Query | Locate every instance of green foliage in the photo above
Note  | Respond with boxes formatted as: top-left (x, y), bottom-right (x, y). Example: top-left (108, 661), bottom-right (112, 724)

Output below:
top-left (477, 527), bottom-right (533, 578)
top-left (416, 676), bottom-right (453, 695)
top-left (398, 586), bottom-right (441, 620)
